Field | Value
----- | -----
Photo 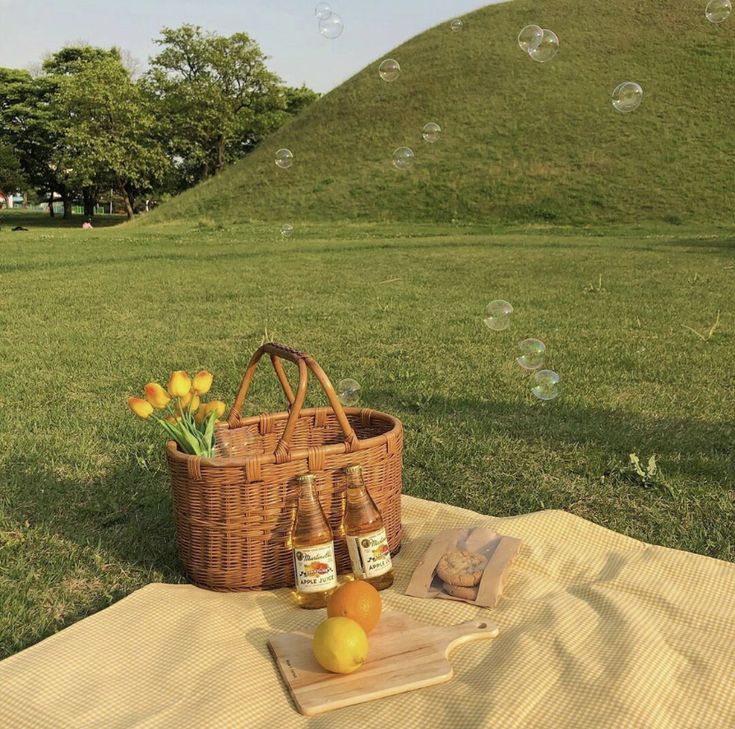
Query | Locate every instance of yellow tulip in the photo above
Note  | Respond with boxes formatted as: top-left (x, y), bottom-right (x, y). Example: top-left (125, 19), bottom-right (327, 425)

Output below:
top-left (128, 397), bottom-right (153, 420)
top-left (175, 392), bottom-right (200, 418)
top-left (167, 370), bottom-right (191, 398)
top-left (179, 390), bottom-right (200, 407)
top-left (192, 370), bottom-right (213, 395)
top-left (144, 382), bottom-right (170, 409)
top-left (209, 400), bottom-right (227, 419)
top-left (194, 402), bottom-right (210, 425)
top-left (165, 415), bottom-right (179, 425)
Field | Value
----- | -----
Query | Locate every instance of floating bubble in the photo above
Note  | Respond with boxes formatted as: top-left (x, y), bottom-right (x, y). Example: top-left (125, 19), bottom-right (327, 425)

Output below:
top-left (450, 19), bottom-right (464, 32)
top-left (280, 223), bottom-right (294, 239)
top-left (528, 29), bottom-right (559, 63)
top-left (612, 82), bottom-right (643, 113)
top-left (275, 148), bottom-right (293, 169)
top-left (532, 370), bottom-right (560, 401)
top-left (483, 300), bottom-right (513, 331)
top-left (314, 2), bottom-right (332, 20)
top-left (392, 147), bottom-right (415, 170)
top-left (422, 122), bottom-right (441, 143)
top-left (516, 339), bottom-right (546, 370)
top-left (379, 58), bottom-right (401, 82)
top-left (518, 24), bottom-right (543, 53)
top-left (706, 0), bottom-right (732, 22)
top-left (337, 378), bottom-right (361, 406)
top-left (319, 13), bottom-right (344, 38)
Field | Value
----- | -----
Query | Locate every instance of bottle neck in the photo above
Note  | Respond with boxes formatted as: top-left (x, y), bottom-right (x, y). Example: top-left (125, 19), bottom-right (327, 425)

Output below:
top-left (298, 481), bottom-right (320, 505)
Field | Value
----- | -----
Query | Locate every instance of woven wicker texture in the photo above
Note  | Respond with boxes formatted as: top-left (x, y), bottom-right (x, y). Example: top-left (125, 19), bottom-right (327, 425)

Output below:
top-left (166, 343), bottom-right (403, 591)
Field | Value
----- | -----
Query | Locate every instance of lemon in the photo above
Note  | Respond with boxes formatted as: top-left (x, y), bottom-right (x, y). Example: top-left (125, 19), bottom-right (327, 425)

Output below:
top-left (312, 617), bottom-right (369, 674)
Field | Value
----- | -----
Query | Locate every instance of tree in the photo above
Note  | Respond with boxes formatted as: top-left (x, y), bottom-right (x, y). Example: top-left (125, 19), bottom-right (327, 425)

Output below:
top-left (145, 25), bottom-right (313, 186)
top-left (55, 55), bottom-right (168, 219)
top-left (0, 48), bottom-right (124, 219)
top-left (0, 68), bottom-right (65, 216)
top-left (0, 143), bottom-right (26, 199)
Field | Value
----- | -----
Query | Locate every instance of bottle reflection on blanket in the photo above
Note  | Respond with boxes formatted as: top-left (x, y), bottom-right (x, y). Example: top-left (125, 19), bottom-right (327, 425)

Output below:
top-left (290, 473), bottom-right (338, 609)
top-left (341, 464), bottom-right (394, 591)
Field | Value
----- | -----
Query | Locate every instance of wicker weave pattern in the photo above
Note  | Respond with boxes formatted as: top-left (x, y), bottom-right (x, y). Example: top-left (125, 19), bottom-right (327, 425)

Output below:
top-left (166, 344), bottom-right (403, 591)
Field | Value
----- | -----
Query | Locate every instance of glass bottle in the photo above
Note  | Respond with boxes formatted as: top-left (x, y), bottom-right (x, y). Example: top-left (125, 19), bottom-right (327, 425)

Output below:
top-left (291, 473), bottom-right (337, 608)
top-left (341, 464), bottom-right (394, 590)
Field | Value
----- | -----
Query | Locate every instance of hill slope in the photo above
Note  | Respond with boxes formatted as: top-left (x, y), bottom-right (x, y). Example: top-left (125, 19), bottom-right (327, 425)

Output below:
top-left (147, 0), bottom-right (735, 225)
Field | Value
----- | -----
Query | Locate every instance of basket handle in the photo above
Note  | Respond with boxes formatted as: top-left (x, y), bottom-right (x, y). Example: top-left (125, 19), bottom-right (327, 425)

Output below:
top-left (226, 342), bottom-right (359, 462)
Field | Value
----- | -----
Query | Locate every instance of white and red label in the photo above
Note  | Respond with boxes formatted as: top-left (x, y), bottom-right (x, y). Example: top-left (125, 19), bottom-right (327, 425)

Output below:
top-left (293, 542), bottom-right (337, 593)
top-left (346, 528), bottom-right (392, 579)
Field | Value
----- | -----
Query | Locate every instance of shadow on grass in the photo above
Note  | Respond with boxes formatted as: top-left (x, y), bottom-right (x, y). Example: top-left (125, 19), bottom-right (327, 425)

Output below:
top-left (378, 390), bottom-right (732, 487)
top-left (0, 211), bottom-right (128, 230)
top-left (666, 236), bottom-right (735, 251)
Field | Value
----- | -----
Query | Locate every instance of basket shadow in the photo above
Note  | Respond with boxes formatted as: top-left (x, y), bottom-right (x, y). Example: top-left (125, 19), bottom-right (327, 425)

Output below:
top-left (3, 456), bottom-right (182, 579)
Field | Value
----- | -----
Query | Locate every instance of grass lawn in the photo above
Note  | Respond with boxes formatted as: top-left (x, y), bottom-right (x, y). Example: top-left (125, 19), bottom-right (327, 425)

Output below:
top-left (0, 219), bottom-right (733, 658)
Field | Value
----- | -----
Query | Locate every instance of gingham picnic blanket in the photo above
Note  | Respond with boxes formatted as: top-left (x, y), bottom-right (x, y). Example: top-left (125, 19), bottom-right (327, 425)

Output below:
top-left (1, 495), bottom-right (733, 728)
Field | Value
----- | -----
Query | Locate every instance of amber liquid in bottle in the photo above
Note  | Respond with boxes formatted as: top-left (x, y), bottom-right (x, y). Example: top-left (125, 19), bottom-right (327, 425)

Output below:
top-left (342, 465), bottom-right (394, 591)
top-left (290, 473), bottom-right (338, 609)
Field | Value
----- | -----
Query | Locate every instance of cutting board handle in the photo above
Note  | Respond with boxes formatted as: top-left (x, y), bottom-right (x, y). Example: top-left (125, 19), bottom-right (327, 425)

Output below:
top-left (438, 619), bottom-right (499, 655)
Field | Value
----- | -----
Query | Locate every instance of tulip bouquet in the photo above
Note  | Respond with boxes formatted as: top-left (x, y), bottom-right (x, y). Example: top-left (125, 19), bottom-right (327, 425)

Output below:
top-left (128, 370), bottom-right (227, 457)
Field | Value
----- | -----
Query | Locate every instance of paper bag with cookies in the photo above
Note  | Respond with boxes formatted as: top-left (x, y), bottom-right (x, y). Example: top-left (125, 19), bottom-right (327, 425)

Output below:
top-left (405, 527), bottom-right (522, 607)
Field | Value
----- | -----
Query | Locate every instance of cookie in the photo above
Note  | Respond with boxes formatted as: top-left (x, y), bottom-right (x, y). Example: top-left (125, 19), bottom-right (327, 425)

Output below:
top-left (443, 582), bottom-right (479, 600)
top-left (436, 548), bottom-right (487, 587)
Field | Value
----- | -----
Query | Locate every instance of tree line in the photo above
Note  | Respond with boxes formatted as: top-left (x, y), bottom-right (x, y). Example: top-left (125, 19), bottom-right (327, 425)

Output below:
top-left (0, 25), bottom-right (317, 219)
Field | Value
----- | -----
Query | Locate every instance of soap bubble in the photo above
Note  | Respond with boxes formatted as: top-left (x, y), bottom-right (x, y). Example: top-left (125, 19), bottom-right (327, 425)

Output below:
top-left (483, 300), bottom-right (513, 331)
top-left (392, 147), bottom-right (415, 170)
top-left (422, 122), bottom-right (441, 143)
top-left (275, 148), bottom-right (293, 169)
top-left (337, 378), bottom-right (361, 406)
top-left (528, 29), bottom-right (559, 63)
top-left (706, 0), bottom-right (732, 22)
top-left (319, 13), bottom-right (344, 38)
top-left (531, 370), bottom-right (560, 401)
top-left (450, 19), bottom-right (464, 32)
top-left (518, 24), bottom-right (544, 53)
top-left (612, 82), bottom-right (643, 113)
top-left (314, 2), bottom-right (332, 19)
top-left (516, 339), bottom-right (546, 370)
top-left (379, 58), bottom-right (401, 82)
top-left (280, 223), bottom-right (294, 239)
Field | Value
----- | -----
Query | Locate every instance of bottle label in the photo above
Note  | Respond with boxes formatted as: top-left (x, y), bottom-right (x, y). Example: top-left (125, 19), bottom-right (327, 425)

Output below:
top-left (293, 542), bottom-right (337, 593)
top-left (346, 528), bottom-right (392, 579)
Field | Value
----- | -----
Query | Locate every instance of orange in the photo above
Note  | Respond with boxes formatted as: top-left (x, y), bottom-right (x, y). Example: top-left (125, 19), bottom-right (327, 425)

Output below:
top-left (327, 580), bottom-right (382, 634)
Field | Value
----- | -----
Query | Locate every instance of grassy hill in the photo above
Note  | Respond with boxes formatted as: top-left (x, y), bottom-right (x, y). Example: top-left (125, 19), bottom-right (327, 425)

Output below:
top-left (146, 0), bottom-right (735, 226)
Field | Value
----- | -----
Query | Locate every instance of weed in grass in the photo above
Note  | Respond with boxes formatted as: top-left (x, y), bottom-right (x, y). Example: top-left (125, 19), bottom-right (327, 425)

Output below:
top-left (681, 311), bottom-right (721, 342)
top-left (584, 274), bottom-right (606, 295)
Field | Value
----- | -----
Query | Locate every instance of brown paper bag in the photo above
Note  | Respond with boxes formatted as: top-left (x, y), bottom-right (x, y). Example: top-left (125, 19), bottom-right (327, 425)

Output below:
top-left (405, 527), bottom-right (522, 607)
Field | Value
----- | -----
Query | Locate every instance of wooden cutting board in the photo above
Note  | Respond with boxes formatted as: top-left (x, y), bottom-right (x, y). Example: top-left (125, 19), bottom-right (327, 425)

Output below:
top-left (268, 611), bottom-right (499, 715)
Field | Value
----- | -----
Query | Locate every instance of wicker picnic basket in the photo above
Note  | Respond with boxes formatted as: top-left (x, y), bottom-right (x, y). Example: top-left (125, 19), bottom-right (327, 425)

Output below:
top-left (165, 342), bottom-right (403, 591)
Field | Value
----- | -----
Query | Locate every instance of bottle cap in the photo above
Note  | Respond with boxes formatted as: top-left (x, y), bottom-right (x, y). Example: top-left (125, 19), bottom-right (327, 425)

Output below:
top-left (344, 464), bottom-right (362, 475)
top-left (296, 473), bottom-right (316, 484)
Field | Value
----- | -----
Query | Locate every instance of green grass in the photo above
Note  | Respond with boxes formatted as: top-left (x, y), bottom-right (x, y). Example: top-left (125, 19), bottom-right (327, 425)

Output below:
top-left (145, 0), bottom-right (735, 227)
top-left (1, 219), bottom-right (733, 658)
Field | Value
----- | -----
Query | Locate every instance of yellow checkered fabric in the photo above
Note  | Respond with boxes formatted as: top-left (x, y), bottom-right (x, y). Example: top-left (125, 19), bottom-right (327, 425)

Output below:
top-left (1, 495), bottom-right (733, 728)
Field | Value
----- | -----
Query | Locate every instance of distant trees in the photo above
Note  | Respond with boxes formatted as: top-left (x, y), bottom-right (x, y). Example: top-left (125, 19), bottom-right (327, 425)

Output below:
top-left (0, 25), bottom-right (318, 219)
top-left (145, 25), bottom-right (318, 190)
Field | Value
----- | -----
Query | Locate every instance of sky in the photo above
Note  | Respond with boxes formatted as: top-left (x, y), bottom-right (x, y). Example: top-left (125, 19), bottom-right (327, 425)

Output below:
top-left (0, 0), bottom-right (499, 93)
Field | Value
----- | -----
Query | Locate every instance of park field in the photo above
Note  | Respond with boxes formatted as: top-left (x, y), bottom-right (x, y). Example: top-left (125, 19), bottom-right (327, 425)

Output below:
top-left (0, 217), bottom-right (733, 657)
